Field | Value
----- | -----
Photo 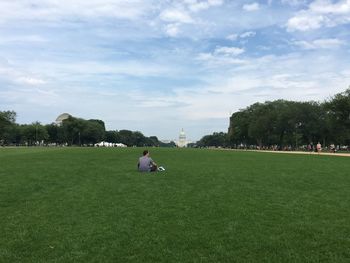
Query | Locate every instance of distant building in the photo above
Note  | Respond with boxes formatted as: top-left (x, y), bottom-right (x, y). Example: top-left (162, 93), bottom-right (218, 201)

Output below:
top-left (177, 128), bottom-right (188, 148)
top-left (55, 113), bottom-right (71, 126)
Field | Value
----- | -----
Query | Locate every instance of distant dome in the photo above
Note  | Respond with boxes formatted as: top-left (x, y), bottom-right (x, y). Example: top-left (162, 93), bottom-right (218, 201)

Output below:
top-left (177, 128), bottom-right (187, 148)
top-left (55, 113), bottom-right (71, 125)
top-left (179, 129), bottom-right (186, 139)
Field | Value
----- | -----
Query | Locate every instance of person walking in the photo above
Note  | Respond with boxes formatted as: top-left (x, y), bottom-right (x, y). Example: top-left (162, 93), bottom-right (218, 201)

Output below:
top-left (316, 142), bottom-right (322, 154)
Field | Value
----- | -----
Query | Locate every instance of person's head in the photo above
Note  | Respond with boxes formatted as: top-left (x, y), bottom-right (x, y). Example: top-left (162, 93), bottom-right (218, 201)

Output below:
top-left (143, 150), bottom-right (149, 156)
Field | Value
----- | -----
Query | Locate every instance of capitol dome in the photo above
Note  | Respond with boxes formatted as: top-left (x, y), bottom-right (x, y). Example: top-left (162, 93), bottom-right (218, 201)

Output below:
top-left (177, 128), bottom-right (187, 148)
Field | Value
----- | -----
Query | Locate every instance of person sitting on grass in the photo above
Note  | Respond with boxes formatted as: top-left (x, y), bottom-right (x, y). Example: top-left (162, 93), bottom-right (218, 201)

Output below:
top-left (138, 150), bottom-right (158, 172)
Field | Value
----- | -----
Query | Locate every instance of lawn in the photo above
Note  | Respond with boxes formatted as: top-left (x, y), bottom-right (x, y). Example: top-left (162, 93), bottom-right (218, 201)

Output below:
top-left (0, 147), bottom-right (350, 262)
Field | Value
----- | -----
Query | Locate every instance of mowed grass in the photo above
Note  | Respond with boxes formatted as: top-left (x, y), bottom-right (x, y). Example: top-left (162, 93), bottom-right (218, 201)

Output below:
top-left (0, 147), bottom-right (350, 262)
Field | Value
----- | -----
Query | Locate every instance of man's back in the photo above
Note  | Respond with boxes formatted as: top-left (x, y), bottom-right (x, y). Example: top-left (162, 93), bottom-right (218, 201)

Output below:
top-left (138, 156), bottom-right (153, 172)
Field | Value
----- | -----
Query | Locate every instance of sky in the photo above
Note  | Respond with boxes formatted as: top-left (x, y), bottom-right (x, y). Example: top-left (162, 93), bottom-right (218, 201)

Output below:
top-left (0, 0), bottom-right (349, 141)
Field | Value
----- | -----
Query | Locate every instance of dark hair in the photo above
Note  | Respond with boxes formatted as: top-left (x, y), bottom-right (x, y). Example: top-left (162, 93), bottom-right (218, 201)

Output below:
top-left (143, 150), bottom-right (149, 156)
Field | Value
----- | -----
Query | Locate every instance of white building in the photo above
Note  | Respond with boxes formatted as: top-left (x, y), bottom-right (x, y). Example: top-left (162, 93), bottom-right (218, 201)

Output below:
top-left (177, 128), bottom-right (188, 148)
top-left (55, 113), bottom-right (71, 126)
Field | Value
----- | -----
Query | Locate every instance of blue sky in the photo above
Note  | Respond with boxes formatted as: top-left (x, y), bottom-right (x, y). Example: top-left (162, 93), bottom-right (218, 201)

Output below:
top-left (0, 0), bottom-right (349, 141)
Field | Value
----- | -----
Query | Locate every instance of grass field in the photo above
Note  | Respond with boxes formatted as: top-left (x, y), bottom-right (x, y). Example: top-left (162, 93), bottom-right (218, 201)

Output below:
top-left (1, 147), bottom-right (350, 262)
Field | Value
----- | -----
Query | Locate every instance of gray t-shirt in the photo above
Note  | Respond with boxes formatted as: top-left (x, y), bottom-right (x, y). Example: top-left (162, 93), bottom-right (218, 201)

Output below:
top-left (138, 156), bottom-right (153, 172)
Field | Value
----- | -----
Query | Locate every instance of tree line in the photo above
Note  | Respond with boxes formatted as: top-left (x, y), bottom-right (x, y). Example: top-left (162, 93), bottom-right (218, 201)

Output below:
top-left (0, 114), bottom-right (175, 147)
top-left (2, 88), bottom-right (349, 149)
top-left (198, 88), bottom-right (350, 149)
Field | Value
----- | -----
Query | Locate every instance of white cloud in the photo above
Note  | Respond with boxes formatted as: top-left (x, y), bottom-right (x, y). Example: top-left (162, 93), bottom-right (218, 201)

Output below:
top-left (177, 52), bottom-right (350, 124)
top-left (196, 46), bottom-right (246, 67)
top-left (240, 31), bottom-right (256, 38)
top-left (135, 97), bottom-right (183, 108)
top-left (293, 41), bottom-right (316, 49)
top-left (281, 0), bottom-right (307, 6)
top-left (196, 52), bottom-right (247, 67)
top-left (287, 12), bottom-right (326, 31)
top-left (226, 34), bottom-right (238, 41)
top-left (159, 7), bottom-right (194, 36)
top-left (8, 51), bottom-right (349, 135)
top-left (133, 55), bottom-right (349, 126)
top-left (17, 77), bottom-right (46, 85)
top-left (243, 3), bottom-right (260, 11)
top-left (294, 38), bottom-right (345, 49)
top-left (186, 0), bottom-right (224, 12)
top-left (0, 61), bottom-right (47, 87)
top-left (214, 46), bottom-right (245, 56)
top-left (1, 0), bottom-right (350, 140)
top-left (0, 0), bottom-right (154, 23)
top-left (287, 0), bottom-right (350, 31)
top-left (158, 0), bottom-right (225, 38)
top-left (0, 58), bottom-right (175, 97)
top-left (54, 60), bottom-right (174, 78)
top-left (159, 9), bottom-right (194, 23)
top-left (197, 53), bottom-right (214, 61)
top-left (164, 23), bottom-right (181, 37)
top-left (0, 35), bottom-right (48, 44)
top-left (312, 38), bottom-right (343, 48)
top-left (310, 0), bottom-right (350, 14)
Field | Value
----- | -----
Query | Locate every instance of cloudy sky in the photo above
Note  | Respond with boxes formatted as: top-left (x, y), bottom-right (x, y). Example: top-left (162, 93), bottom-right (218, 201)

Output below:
top-left (0, 0), bottom-right (349, 141)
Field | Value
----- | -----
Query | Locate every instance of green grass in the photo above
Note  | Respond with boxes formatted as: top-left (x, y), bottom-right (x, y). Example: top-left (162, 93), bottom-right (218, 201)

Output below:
top-left (1, 147), bottom-right (350, 262)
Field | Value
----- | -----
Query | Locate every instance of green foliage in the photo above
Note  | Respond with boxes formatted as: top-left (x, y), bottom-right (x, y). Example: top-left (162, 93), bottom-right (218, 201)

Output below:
top-left (324, 88), bottom-right (350, 144)
top-left (114, 130), bottom-right (159, 147)
top-left (105, 130), bottom-right (121, 143)
top-left (228, 89), bottom-right (350, 147)
top-left (1, 148), bottom-right (350, 262)
top-left (118, 129), bottom-right (135, 146)
top-left (0, 112), bottom-right (161, 147)
top-left (198, 132), bottom-right (228, 147)
top-left (0, 111), bottom-right (17, 145)
top-left (45, 123), bottom-right (62, 144)
top-left (20, 122), bottom-right (49, 145)
top-left (61, 116), bottom-right (86, 145)
top-left (82, 120), bottom-right (105, 145)
top-left (45, 116), bottom-right (106, 145)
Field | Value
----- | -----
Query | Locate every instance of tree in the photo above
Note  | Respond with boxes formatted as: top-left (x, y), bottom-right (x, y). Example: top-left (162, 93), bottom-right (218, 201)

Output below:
top-left (228, 99), bottom-right (332, 148)
top-left (325, 89), bottom-right (350, 145)
top-left (159, 140), bottom-right (176, 147)
top-left (246, 102), bottom-right (273, 147)
top-left (45, 123), bottom-right (62, 144)
top-left (133, 131), bottom-right (147, 147)
top-left (82, 120), bottom-right (105, 145)
top-left (118, 130), bottom-right (135, 146)
top-left (60, 117), bottom-right (106, 145)
top-left (148, 136), bottom-right (160, 147)
top-left (228, 110), bottom-right (251, 146)
top-left (0, 111), bottom-right (17, 145)
top-left (198, 132), bottom-right (228, 147)
top-left (21, 122), bottom-right (48, 145)
top-left (105, 130), bottom-right (121, 143)
top-left (61, 116), bottom-right (85, 145)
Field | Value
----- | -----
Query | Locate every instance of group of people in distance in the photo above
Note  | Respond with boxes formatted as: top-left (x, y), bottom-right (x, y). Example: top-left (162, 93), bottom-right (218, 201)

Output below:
top-left (137, 149), bottom-right (165, 172)
top-left (308, 142), bottom-right (336, 153)
top-left (308, 142), bottom-right (322, 153)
